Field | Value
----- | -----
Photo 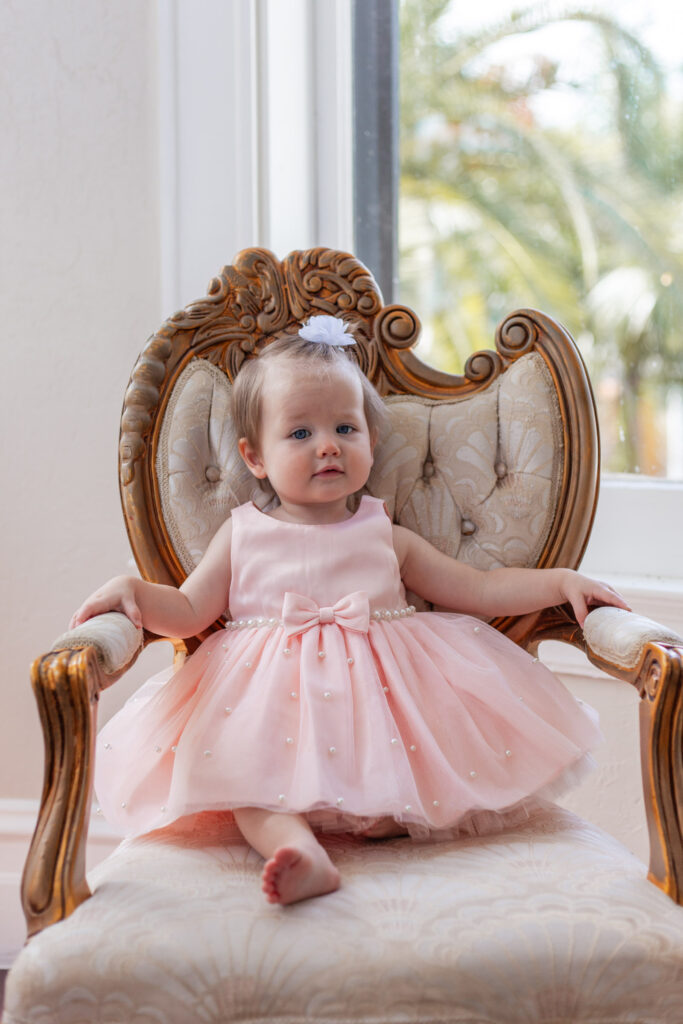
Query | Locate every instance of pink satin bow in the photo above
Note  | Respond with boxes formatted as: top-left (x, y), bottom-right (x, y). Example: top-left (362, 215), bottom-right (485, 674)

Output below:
top-left (282, 591), bottom-right (370, 638)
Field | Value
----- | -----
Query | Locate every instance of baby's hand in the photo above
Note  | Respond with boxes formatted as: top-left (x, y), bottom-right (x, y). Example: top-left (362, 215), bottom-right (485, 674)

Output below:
top-left (559, 570), bottom-right (631, 629)
top-left (70, 575), bottom-right (142, 630)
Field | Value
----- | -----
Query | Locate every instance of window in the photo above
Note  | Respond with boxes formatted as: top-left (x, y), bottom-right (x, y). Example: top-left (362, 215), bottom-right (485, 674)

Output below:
top-left (398, 0), bottom-right (683, 482)
top-left (354, 0), bottom-right (682, 585)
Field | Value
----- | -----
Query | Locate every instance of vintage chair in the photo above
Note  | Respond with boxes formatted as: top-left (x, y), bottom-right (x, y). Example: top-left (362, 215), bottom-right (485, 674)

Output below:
top-left (5, 247), bottom-right (683, 1023)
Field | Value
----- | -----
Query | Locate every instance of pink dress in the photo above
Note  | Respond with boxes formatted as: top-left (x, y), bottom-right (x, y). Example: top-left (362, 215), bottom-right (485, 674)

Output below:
top-left (95, 496), bottom-right (601, 839)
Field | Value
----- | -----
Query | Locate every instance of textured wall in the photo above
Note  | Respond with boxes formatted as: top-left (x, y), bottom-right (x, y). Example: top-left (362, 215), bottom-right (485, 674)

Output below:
top-left (0, 1), bottom-right (163, 799)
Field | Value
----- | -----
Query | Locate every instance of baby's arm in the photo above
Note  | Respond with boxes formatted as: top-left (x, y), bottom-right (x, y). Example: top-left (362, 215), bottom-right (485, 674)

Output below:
top-left (70, 518), bottom-right (233, 637)
top-left (393, 525), bottom-right (629, 628)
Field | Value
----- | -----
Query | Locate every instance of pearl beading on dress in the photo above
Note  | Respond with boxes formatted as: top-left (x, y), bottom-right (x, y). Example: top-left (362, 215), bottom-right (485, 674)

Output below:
top-left (105, 606), bottom-right (530, 821)
top-left (223, 605), bottom-right (417, 631)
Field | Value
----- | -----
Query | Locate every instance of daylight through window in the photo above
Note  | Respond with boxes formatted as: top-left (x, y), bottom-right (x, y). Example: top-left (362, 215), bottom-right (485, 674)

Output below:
top-left (399, 0), bottom-right (683, 479)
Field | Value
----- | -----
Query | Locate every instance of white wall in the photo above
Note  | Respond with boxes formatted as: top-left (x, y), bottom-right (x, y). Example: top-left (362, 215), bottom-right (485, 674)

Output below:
top-left (0, 0), bottom-right (164, 803)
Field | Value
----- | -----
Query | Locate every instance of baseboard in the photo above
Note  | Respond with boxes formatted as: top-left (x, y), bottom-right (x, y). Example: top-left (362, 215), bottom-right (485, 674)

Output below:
top-left (0, 799), bottom-right (120, 969)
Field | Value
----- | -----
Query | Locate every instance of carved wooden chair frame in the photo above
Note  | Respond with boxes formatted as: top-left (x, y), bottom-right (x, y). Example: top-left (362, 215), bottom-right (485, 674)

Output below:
top-left (22, 247), bottom-right (683, 942)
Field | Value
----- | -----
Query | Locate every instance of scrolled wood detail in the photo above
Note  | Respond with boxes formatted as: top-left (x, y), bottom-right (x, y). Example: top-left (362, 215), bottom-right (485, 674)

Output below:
top-left (456, 311), bottom-right (536, 393)
top-left (283, 247), bottom-right (383, 322)
top-left (496, 312), bottom-right (538, 359)
top-left (463, 348), bottom-right (503, 386)
top-left (636, 644), bottom-right (683, 903)
top-left (642, 653), bottom-right (663, 701)
top-left (22, 648), bottom-right (103, 937)
top-left (373, 304), bottom-right (421, 351)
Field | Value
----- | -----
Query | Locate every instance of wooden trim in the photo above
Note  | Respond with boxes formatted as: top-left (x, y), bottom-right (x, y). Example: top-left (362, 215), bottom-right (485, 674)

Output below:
top-left (583, 641), bottom-right (683, 903)
top-left (21, 636), bottom-right (161, 939)
top-left (510, 606), bottom-right (683, 906)
top-left (21, 648), bottom-right (101, 938)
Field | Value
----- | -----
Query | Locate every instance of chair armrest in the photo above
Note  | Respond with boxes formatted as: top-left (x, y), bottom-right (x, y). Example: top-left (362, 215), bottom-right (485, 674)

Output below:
top-left (580, 605), bottom-right (683, 906)
top-left (516, 602), bottom-right (683, 906)
top-left (582, 606), bottom-right (683, 670)
top-left (21, 622), bottom-right (166, 939)
top-left (52, 611), bottom-right (143, 678)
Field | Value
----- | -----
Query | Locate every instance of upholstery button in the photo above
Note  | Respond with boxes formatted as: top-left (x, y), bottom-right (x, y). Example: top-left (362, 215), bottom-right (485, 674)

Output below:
top-left (423, 460), bottom-right (435, 479)
top-left (495, 461), bottom-right (507, 479)
top-left (205, 465), bottom-right (221, 482)
top-left (461, 519), bottom-right (476, 535)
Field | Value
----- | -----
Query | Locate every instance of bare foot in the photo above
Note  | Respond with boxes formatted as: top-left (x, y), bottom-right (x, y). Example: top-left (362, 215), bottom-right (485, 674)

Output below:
top-left (261, 843), bottom-right (341, 905)
top-left (360, 817), bottom-right (410, 839)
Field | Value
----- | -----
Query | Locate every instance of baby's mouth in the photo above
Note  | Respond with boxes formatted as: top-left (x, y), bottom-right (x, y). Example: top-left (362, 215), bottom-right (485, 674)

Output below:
top-left (314, 466), bottom-right (343, 477)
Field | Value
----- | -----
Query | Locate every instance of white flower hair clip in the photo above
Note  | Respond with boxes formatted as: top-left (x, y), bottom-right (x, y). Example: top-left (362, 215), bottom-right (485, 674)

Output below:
top-left (299, 314), bottom-right (356, 346)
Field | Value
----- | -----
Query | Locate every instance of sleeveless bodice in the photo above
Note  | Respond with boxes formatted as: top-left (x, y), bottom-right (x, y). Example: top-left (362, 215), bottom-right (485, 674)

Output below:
top-left (228, 496), bottom-right (406, 621)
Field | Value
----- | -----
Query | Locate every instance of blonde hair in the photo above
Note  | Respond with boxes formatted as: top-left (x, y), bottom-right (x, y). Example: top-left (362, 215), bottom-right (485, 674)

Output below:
top-left (231, 330), bottom-right (386, 448)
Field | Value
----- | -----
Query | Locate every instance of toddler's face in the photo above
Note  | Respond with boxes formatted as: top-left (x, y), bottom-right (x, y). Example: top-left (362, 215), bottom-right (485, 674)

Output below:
top-left (240, 361), bottom-right (374, 516)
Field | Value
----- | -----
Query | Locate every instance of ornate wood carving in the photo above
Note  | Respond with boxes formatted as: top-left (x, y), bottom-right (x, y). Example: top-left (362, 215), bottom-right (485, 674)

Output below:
top-left (119, 248), bottom-right (599, 606)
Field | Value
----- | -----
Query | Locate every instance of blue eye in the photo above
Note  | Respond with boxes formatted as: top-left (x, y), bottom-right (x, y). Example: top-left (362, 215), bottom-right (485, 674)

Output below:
top-left (337, 424), bottom-right (354, 435)
top-left (291, 428), bottom-right (310, 440)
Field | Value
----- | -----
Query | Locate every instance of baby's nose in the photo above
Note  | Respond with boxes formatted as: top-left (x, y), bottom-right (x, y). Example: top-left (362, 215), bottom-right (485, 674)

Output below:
top-left (318, 433), bottom-right (341, 455)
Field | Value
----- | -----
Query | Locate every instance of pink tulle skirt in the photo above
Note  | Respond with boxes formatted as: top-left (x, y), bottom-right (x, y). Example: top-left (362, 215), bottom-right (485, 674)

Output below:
top-left (95, 613), bottom-right (601, 840)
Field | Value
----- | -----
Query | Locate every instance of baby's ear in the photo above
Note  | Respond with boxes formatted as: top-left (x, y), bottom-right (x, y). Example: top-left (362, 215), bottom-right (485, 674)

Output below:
top-left (238, 437), bottom-right (267, 479)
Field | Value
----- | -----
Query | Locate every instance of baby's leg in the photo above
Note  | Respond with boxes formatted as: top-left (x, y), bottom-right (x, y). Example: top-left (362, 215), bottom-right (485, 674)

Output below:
top-left (360, 816), bottom-right (410, 839)
top-left (233, 807), bottom-right (340, 905)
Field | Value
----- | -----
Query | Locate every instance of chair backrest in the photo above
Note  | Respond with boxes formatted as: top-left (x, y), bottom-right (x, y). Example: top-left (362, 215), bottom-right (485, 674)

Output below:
top-left (119, 246), bottom-right (599, 648)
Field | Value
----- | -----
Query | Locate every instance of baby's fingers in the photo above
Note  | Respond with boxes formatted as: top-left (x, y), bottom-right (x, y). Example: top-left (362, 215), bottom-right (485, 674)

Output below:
top-left (589, 582), bottom-right (631, 613)
top-left (569, 593), bottom-right (589, 629)
top-left (121, 596), bottom-right (143, 628)
top-left (69, 599), bottom-right (102, 629)
top-left (69, 602), bottom-right (92, 629)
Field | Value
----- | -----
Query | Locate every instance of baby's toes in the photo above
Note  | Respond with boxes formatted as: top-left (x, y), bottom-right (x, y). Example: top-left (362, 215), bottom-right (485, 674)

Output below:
top-left (261, 856), bottom-right (282, 900)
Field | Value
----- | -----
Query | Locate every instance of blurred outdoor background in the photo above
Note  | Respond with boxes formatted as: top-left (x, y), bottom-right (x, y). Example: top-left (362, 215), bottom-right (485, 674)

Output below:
top-left (398, 0), bottom-right (683, 479)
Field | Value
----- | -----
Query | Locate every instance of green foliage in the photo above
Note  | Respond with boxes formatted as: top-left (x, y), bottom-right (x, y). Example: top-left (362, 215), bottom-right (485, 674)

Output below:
top-left (399, 0), bottom-right (683, 474)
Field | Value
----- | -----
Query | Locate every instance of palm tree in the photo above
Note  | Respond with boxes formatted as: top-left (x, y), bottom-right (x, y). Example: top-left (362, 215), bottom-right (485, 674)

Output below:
top-left (399, 0), bottom-right (683, 474)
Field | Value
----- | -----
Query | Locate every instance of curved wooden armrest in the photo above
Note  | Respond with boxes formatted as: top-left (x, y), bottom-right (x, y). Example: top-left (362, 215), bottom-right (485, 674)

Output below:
top-left (508, 603), bottom-right (683, 906)
top-left (22, 633), bottom-right (185, 939)
top-left (51, 611), bottom-right (144, 677)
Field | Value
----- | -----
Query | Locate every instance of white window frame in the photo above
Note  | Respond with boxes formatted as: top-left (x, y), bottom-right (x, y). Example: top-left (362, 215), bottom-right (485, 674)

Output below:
top-left (157, 0), bottom-right (352, 312)
top-left (157, 0), bottom-right (682, 635)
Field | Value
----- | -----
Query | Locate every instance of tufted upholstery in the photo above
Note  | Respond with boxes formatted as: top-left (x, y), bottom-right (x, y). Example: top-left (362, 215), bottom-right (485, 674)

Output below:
top-left (6, 806), bottom-right (683, 1024)
top-left (158, 352), bottom-right (563, 582)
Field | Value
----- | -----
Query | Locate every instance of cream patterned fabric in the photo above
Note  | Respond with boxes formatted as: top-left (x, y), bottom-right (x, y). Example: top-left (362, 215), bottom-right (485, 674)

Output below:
top-left (157, 353), bottom-right (562, 579)
top-left (6, 806), bottom-right (683, 1023)
top-left (584, 606), bottom-right (683, 668)
top-left (52, 612), bottom-right (143, 675)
